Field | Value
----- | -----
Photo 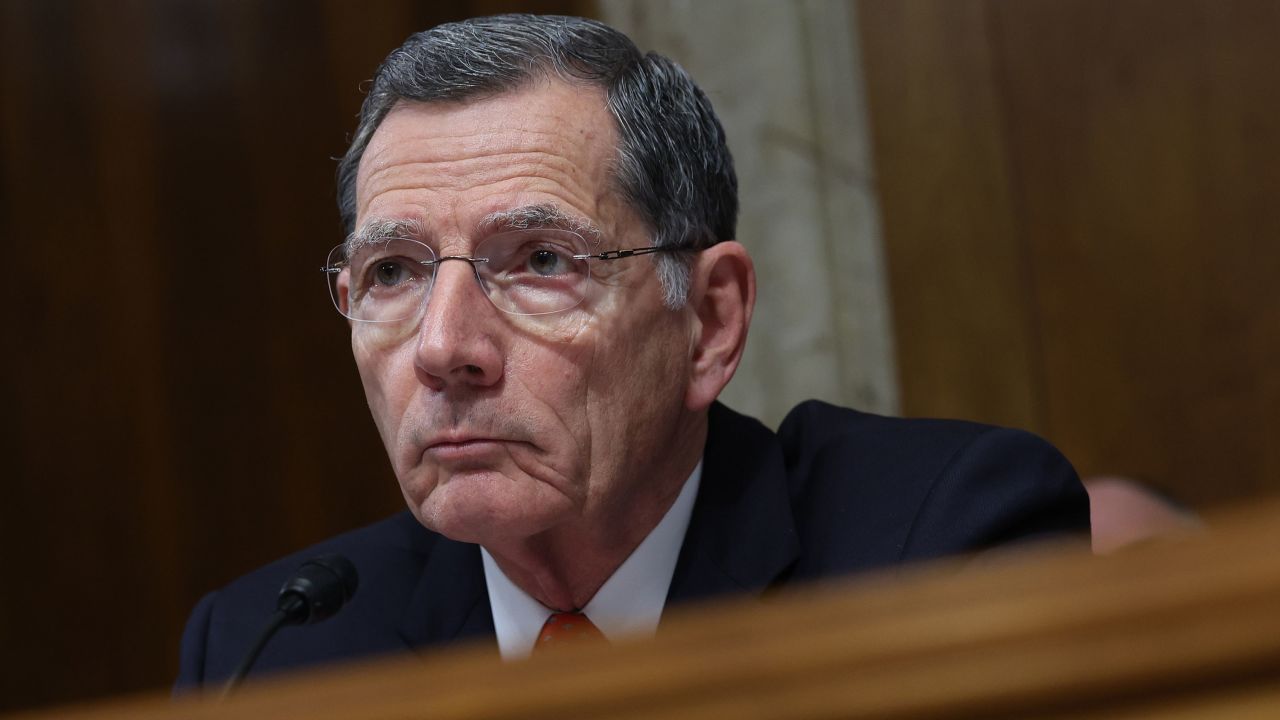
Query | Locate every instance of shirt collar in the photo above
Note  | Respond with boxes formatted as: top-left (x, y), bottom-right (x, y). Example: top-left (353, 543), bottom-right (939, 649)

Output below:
top-left (481, 460), bottom-right (703, 660)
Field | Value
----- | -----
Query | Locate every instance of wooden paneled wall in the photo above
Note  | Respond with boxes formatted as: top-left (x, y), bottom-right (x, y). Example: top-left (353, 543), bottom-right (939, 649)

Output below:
top-left (859, 0), bottom-right (1280, 507)
top-left (0, 0), bottom-right (587, 712)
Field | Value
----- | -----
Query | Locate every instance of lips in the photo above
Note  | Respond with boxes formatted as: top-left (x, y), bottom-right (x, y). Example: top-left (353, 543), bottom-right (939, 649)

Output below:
top-left (425, 431), bottom-right (500, 449)
top-left (422, 436), bottom-right (509, 464)
top-left (428, 437), bottom-right (497, 450)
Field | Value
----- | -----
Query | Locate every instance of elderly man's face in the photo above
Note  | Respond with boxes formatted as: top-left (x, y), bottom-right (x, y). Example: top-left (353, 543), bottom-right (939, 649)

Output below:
top-left (349, 81), bottom-right (696, 548)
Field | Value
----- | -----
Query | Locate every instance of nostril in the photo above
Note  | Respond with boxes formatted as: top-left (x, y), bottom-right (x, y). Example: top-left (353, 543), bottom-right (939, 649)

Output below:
top-left (464, 364), bottom-right (483, 375)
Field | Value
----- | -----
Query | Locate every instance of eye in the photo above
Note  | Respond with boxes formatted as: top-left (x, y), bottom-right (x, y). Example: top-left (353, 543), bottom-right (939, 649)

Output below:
top-left (374, 260), bottom-right (410, 286)
top-left (528, 248), bottom-right (565, 276)
top-left (345, 237), bottom-right (434, 304)
top-left (355, 254), bottom-right (427, 298)
top-left (476, 230), bottom-right (588, 286)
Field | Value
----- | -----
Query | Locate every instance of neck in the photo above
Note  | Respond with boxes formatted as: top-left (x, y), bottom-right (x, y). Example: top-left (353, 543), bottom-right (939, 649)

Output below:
top-left (485, 410), bottom-right (707, 611)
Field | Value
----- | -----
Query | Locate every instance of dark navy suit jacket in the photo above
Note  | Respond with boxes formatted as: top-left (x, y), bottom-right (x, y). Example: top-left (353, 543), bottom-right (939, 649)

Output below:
top-left (177, 401), bottom-right (1089, 688)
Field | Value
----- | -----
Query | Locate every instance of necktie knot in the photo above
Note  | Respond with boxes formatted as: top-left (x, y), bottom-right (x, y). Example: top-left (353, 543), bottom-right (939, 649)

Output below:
top-left (535, 611), bottom-right (606, 653)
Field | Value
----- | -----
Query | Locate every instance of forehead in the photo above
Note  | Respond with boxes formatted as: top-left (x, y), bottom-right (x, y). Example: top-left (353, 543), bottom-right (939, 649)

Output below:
top-left (354, 80), bottom-right (622, 233)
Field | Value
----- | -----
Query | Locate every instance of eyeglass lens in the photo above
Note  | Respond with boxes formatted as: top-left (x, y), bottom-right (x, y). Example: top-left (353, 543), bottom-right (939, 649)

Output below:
top-left (325, 229), bottom-right (593, 324)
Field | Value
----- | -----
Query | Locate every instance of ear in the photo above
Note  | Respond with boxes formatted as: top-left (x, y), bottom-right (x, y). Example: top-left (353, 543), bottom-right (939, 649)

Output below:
top-left (684, 241), bottom-right (755, 412)
top-left (335, 268), bottom-right (352, 316)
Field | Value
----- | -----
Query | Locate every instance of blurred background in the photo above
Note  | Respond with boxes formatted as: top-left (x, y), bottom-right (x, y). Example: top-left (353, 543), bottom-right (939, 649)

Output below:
top-left (2, 0), bottom-right (1277, 713)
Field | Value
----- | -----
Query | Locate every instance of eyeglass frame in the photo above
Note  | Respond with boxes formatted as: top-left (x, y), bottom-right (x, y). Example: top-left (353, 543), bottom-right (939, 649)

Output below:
top-left (320, 233), bottom-right (696, 322)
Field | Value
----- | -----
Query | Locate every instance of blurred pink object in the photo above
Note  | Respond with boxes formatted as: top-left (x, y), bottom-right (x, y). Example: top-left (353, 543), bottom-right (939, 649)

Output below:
top-left (1086, 476), bottom-right (1202, 554)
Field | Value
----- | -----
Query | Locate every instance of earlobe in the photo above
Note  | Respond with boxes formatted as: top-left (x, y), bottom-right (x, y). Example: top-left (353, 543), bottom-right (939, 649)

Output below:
top-left (685, 241), bottom-right (755, 411)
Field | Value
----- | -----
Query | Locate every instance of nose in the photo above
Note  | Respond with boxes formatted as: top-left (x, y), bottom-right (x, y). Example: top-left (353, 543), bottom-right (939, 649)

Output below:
top-left (413, 258), bottom-right (503, 391)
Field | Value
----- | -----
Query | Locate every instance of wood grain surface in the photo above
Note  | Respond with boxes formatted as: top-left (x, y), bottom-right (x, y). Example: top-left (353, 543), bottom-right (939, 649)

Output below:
top-left (10, 499), bottom-right (1279, 720)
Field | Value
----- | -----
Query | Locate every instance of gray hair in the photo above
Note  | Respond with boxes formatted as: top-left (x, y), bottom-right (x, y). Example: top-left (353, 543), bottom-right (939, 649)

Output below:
top-left (336, 14), bottom-right (738, 308)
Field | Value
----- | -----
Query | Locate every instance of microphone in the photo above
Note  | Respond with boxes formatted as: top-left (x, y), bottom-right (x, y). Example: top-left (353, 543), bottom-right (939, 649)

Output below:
top-left (277, 554), bottom-right (360, 625)
top-left (222, 554), bottom-right (359, 697)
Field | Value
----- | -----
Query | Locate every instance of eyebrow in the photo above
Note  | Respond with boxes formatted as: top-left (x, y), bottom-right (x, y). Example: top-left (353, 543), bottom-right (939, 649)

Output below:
top-left (345, 203), bottom-right (602, 256)
top-left (479, 203), bottom-right (602, 240)
top-left (345, 217), bottom-right (425, 255)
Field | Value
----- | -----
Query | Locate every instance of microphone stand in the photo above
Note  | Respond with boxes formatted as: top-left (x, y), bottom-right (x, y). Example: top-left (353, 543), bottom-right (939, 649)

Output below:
top-left (221, 594), bottom-right (306, 699)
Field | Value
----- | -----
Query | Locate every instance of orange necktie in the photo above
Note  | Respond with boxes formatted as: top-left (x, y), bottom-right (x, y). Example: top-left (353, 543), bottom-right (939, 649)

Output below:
top-left (534, 612), bottom-right (606, 653)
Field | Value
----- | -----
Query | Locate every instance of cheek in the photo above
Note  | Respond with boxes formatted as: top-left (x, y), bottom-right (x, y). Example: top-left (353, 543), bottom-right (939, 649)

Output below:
top-left (584, 311), bottom-right (689, 444)
top-left (352, 335), bottom-right (412, 447)
top-left (510, 314), bottom-right (596, 408)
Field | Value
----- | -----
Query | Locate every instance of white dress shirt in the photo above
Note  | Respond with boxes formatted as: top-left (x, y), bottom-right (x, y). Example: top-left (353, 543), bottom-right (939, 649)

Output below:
top-left (480, 461), bottom-right (703, 660)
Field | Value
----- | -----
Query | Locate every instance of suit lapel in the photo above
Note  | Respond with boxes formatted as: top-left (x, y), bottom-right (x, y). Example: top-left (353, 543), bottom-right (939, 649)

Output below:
top-left (666, 402), bottom-right (800, 607)
top-left (396, 534), bottom-right (496, 652)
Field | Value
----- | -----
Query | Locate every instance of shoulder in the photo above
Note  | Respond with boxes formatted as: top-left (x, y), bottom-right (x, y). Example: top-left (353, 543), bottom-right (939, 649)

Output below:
top-left (778, 400), bottom-right (998, 459)
top-left (777, 399), bottom-right (1067, 482)
top-left (776, 400), bottom-right (1088, 571)
top-left (177, 512), bottom-right (438, 690)
top-left (209, 511), bottom-right (438, 608)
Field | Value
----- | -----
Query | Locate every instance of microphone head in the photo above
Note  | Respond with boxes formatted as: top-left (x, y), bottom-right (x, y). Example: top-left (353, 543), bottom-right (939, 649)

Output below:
top-left (277, 554), bottom-right (359, 625)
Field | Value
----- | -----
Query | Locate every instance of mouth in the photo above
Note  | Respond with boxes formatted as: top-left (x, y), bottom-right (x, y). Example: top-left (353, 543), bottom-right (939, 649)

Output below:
top-left (422, 436), bottom-right (510, 465)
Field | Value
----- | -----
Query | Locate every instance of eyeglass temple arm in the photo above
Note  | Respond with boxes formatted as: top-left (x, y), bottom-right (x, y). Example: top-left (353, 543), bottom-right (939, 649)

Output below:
top-left (575, 246), bottom-right (688, 261)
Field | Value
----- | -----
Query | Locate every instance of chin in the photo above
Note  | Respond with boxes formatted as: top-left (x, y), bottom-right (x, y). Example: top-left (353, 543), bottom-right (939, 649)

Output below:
top-left (411, 470), bottom-right (569, 545)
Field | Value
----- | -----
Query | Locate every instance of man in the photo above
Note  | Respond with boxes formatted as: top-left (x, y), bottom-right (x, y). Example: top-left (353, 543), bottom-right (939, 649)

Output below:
top-left (178, 14), bottom-right (1087, 686)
